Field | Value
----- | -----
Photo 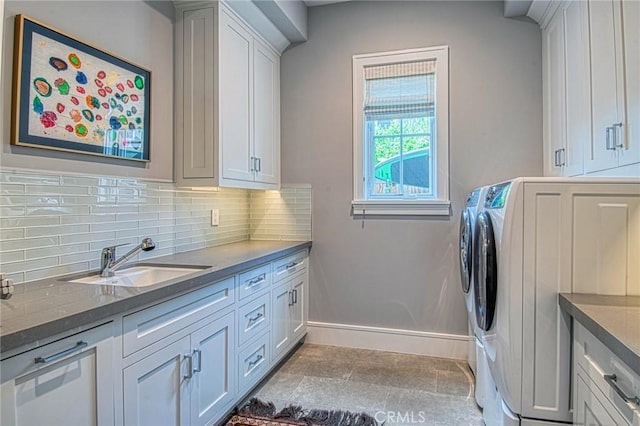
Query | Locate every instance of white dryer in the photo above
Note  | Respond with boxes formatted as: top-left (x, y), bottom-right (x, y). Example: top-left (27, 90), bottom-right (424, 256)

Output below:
top-left (459, 186), bottom-right (488, 408)
top-left (473, 177), bottom-right (640, 426)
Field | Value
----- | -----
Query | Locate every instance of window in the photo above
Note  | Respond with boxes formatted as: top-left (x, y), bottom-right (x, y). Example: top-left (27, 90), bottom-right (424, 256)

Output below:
top-left (352, 46), bottom-right (450, 216)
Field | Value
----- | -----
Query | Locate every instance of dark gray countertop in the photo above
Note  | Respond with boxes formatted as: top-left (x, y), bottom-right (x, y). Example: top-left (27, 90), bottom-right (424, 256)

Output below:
top-left (559, 293), bottom-right (640, 376)
top-left (0, 240), bottom-right (311, 355)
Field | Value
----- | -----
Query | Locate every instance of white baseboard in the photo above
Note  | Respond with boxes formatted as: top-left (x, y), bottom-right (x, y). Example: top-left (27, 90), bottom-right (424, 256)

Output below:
top-left (306, 321), bottom-right (470, 360)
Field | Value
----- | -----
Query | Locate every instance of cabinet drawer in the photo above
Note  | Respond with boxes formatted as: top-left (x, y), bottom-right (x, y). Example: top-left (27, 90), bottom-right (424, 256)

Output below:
top-left (238, 263), bottom-right (271, 301)
top-left (238, 332), bottom-right (270, 394)
top-left (123, 277), bottom-right (235, 357)
top-left (574, 322), bottom-right (640, 422)
top-left (272, 251), bottom-right (307, 284)
top-left (238, 292), bottom-right (270, 347)
top-left (575, 367), bottom-right (630, 426)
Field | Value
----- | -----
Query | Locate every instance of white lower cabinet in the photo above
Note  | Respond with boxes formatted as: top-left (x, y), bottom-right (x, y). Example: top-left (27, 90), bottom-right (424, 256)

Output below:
top-left (0, 249), bottom-right (309, 426)
top-left (272, 270), bottom-right (308, 363)
top-left (190, 312), bottom-right (236, 426)
top-left (0, 323), bottom-right (114, 426)
top-left (237, 332), bottom-right (270, 395)
top-left (572, 321), bottom-right (640, 426)
top-left (123, 311), bottom-right (235, 426)
top-left (123, 335), bottom-right (191, 426)
top-left (575, 369), bottom-right (628, 426)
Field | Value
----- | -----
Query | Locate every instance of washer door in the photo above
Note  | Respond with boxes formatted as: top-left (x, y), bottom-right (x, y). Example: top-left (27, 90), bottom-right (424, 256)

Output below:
top-left (459, 209), bottom-right (473, 293)
top-left (473, 211), bottom-right (497, 331)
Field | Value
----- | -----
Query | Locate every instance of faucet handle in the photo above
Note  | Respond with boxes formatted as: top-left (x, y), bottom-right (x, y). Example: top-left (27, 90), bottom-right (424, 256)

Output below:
top-left (101, 243), bottom-right (129, 262)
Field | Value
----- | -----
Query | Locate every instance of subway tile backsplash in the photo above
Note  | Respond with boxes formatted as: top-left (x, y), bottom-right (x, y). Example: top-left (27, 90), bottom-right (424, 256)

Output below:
top-left (0, 170), bottom-right (312, 285)
top-left (249, 185), bottom-right (313, 241)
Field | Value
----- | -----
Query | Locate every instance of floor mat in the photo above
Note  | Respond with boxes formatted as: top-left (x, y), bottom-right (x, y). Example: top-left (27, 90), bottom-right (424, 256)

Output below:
top-left (226, 398), bottom-right (379, 426)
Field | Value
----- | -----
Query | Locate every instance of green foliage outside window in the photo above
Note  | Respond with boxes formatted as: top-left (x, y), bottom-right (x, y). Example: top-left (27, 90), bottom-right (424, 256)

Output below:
top-left (372, 117), bottom-right (431, 164)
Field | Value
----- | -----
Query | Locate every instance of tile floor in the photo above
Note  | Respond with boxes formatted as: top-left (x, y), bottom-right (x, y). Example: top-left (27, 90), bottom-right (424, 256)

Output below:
top-left (253, 344), bottom-right (483, 425)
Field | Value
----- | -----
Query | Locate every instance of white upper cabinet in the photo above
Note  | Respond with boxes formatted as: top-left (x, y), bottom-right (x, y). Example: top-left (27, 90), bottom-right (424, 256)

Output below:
top-left (175, 1), bottom-right (281, 189)
top-left (253, 38), bottom-right (280, 185)
top-left (542, 1), bottom-right (589, 177)
top-left (586, 0), bottom-right (626, 173)
top-left (535, 0), bottom-right (640, 177)
top-left (542, 5), bottom-right (566, 177)
top-left (620, 0), bottom-right (640, 168)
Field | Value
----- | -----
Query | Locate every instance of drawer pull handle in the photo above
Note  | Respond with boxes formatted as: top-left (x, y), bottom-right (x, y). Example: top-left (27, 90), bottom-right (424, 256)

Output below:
top-left (285, 261), bottom-right (300, 270)
top-left (604, 374), bottom-right (640, 406)
top-left (247, 312), bottom-right (264, 325)
top-left (248, 354), bottom-right (263, 369)
top-left (34, 341), bottom-right (87, 364)
top-left (247, 274), bottom-right (266, 287)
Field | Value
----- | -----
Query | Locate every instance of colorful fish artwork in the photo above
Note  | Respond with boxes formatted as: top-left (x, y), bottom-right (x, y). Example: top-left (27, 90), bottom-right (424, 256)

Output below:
top-left (22, 25), bottom-right (149, 160)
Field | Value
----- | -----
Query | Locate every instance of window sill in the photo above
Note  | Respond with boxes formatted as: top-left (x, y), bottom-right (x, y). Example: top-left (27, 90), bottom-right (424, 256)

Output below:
top-left (351, 199), bottom-right (451, 217)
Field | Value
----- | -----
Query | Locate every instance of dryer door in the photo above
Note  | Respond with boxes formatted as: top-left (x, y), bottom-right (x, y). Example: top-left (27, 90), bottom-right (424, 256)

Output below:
top-left (473, 211), bottom-right (497, 331)
top-left (459, 209), bottom-right (473, 293)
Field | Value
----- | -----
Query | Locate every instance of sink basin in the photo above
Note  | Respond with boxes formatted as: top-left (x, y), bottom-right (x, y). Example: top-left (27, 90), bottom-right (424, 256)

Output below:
top-left (68, 265), bottom-right (207, 287)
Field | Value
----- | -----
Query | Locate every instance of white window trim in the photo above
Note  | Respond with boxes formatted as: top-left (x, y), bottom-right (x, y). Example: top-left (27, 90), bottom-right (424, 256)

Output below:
top-left (352, 46), bottom-right (450, 217)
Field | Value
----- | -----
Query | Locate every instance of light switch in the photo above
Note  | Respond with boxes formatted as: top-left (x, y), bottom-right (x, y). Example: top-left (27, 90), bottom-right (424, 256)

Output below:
top-left (211, 209), bottom-right (219, 226)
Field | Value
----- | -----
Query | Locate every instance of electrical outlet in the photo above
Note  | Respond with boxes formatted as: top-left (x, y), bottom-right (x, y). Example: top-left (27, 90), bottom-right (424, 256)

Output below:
top-left (211, 209), bottom-right (219, 226)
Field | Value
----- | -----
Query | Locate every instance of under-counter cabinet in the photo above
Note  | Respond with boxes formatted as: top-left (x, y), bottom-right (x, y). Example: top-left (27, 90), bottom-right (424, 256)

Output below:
top-left (0, 323), bottom-right (114, 426)
top-left (573, 322), bottom-right (640, 425)
top-left (0, 245), bottom-right (310, 426)
top-left (123, 311), bottom-right (235, 426)
top-left (272, 252), bottom-right (308, 364)
top-left (121, 277), bottom-right (236, 426)
top-left (175, 1), bottom-right (280, 190)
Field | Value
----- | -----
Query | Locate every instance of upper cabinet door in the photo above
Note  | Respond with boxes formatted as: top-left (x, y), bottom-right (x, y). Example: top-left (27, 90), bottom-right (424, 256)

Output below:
top-left (620, 0), bottom-right (640, 167)
top-left (586, 0), bottom-right (624, 173)
top-left (542, 8), bottom-right (566, 177)
top-left (181, 8), bottom-right (216, 180)
top-left (220, 10), bottom-right (254, 183)
top-left (563, 1), bottom-right (589, 177)
top-left (253, 39), bottom-right (280, 185)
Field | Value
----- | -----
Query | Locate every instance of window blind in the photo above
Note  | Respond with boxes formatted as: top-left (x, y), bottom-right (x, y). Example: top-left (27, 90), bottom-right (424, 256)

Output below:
top-left (363, 60), bottom-right (436, 118)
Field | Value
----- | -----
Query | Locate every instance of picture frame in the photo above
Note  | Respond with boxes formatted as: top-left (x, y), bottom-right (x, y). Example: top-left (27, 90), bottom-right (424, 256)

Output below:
top-left (11, 14), bottom-right (151, 162)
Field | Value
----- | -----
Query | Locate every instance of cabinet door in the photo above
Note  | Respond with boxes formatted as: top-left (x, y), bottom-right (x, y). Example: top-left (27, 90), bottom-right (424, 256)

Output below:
top-left (0, 324), bottom-right (114, 426)
top-left (587, 0), bottom-right (625, 173)
top-left (189, 312), bottom-right (236, 426)
top-left (123, 336), bottom-right (191, 426)
top-left (290, 273), bottom-right (306, 342)
top-left (574, 370), bottom-right (629, 426)
top-left (219, 9), bottom-right (254, 183)
top-left (253, 39), bottom-right (280, 185)
top-left (620, 0), bottom-right (640, 166)
top-left (564, 0), bottom-right (589, 176)
top-left (181, 7), bottom-right (215, 179)
top-left (271, 282), bottom-right (291, 362)
top-left (542, 8), bottom-right (566, 177)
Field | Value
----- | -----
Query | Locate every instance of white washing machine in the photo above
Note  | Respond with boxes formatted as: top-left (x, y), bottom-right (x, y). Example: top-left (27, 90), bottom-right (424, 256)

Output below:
top-left (459, 186), bottom-right (488, 408)
top-left (473, 177), bottom-right (640, 426)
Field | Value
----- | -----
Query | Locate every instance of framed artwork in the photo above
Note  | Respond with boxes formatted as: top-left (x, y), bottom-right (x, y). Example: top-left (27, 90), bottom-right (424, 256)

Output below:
top-left (11, 15), bottom-right (151, 162)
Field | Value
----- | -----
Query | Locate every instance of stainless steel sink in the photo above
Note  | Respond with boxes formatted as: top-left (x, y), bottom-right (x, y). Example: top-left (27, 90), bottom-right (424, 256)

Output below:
top-left (67, 265), bottom-right (207, 287)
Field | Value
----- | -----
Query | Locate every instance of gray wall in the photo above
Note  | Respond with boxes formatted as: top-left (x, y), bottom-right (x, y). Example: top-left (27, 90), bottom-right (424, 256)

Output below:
top-left (281, 1), bottom-right (542, 335)
top-left (1, 1), bottom-right (174, 181)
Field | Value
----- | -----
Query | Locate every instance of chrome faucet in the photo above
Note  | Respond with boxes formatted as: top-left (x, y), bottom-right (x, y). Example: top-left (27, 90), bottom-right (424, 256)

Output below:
top-left (100, 238), bottom-right (156, 277)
